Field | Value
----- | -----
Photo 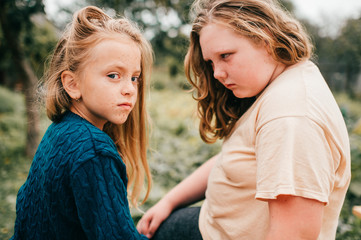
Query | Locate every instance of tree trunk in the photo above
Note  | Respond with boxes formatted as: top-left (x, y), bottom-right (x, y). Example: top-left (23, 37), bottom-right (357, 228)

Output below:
top-left (0, 1), bottom-right (40, 158)
top-left (23, 59), bottom-right (40, 157)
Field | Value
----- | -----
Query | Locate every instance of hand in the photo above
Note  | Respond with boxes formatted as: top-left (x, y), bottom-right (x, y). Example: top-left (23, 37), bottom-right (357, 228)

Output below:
top-left (137, 155), bottom-right (217, 238)
top-left (137, 199), bottom-right (174, 238)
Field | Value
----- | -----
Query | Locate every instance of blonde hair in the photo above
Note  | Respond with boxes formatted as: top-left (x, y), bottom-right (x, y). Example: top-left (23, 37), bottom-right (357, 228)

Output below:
top-left (43, 6), bottom-right (153, 207)
top-left (185, 0), bottom-right (313, 143)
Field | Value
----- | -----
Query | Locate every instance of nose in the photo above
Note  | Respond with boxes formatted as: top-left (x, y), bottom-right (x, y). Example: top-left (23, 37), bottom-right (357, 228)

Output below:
top-left (213, 64), bottom-right (227, 83)
top-left (121, 79), bottom-right (137, 96)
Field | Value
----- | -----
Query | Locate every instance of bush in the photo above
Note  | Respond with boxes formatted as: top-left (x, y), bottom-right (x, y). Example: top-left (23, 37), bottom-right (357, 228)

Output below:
top-left (0, 87), bottom-right (20, 113)
top-left (0, 86), bottom-right (28, 239)
top-left (335, 94), bottom-right (361, 239)
top-left (0, 87), bottom-right (26, 165)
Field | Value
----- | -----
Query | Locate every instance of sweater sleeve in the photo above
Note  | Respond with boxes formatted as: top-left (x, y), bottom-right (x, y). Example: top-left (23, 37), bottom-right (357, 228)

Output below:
top-left (70, 154), bottom-right (148, 240)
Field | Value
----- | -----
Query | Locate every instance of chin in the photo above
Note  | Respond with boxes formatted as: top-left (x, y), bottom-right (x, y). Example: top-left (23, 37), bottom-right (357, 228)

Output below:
top-left (116, 119), bottom-right (128, 125)
top-left (108, 116), bottom-right (129, 126)
top-left (233, 93), bottom-right (249, 99)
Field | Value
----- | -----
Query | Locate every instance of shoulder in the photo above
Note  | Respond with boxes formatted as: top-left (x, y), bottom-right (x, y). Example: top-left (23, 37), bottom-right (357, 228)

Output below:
top-left (255, 61), bottom-right (332, 124)
top-left (261, 61), bottom-right (322, 109)
top-left (48, 112), bottom-right (120, 163)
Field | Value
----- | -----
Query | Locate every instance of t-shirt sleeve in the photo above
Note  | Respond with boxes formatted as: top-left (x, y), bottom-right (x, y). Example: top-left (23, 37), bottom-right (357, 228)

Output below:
top-left (70, 154), bottom-right (148, 240)
top-left (255, 116), bottom-right (335, 204)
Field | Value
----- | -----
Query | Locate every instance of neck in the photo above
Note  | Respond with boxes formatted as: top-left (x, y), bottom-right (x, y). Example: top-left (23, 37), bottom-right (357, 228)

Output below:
top-left (270, 62), bottom-right (287, 84)
top-left (69, 105), bottom-right (105, 130)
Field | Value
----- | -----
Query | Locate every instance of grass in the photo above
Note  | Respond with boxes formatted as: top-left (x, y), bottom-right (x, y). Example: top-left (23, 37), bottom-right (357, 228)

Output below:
top-left (0, 157), bottom-right (30, 238)
top-left (0, 87), bottom-right (29, 239)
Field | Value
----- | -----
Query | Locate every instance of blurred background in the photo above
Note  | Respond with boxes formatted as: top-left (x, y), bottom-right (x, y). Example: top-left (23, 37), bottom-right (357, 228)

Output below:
top-left (0, 0), bottom-right (361, 239)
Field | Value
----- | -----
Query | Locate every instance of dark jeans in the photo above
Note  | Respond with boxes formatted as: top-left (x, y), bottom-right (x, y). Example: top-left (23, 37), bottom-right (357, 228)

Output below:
top-left (151, 207), bottom-right (203, 240)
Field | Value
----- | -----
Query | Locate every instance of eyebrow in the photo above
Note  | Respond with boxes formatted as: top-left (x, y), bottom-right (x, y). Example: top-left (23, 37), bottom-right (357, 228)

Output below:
top-left (106, 63), bottom-right (141, 74)
top-left (202, 46), bottom-right (232, 62)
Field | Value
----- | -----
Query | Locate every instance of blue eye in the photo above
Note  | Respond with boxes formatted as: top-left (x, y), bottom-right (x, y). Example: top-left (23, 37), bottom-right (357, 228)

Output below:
top-left (131, 76), bottom-right (140, 83)
top-left (108, 73), bottom-right (120, 79)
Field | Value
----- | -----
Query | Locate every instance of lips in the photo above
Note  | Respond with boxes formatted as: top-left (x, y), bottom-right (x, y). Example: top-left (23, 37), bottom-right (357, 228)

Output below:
top-left (225, 83), bottom-right (236, 89)
top-left (118, 102), bottom-right (133, 109)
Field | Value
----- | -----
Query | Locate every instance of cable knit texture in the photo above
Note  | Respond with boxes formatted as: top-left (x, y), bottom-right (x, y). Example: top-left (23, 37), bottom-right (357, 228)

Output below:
top-left (11, 111), bottom-right (148, 240)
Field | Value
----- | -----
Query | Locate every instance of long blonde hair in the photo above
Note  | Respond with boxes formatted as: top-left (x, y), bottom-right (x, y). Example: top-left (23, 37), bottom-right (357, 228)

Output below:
top-left (185, 0), bottom-right (313, 143)
top-left (43, 6), bottom-right (153, 207)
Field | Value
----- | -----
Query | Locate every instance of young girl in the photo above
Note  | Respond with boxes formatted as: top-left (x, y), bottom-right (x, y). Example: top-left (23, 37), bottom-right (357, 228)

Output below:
top-left (11, 6), bottom-right (152, 240)
top-left (137, 0), bottom-right (351, 239)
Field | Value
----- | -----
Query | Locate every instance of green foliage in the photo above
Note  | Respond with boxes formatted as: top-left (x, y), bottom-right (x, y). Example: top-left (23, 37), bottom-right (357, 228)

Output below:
top-left (0, 88), bottom-right (17, 113)
top-left (151, 66), bottom-right (192, 91)
top-left (0, 86), bottom-right (26, 165)
top-left (333, 17), bottom-right (361, 97)
top-left (147, 88), bottom-right (220, 189)
top-left (302, 15), bottom-right (361, 96)
top-left (25, 18), bottom-right (58, 79)
top-left (335, 94), bottom-right (361, 239)
top-left (0, 0), bottom-right (57, 88)
top-left (278, 0), bottom-right (296, 12)
top-left (51, 0), bottom-right (192, 77)
top-left (0, 155), bottom-right (31, 239)
top-left (0, 87), bottom-right (28, 239)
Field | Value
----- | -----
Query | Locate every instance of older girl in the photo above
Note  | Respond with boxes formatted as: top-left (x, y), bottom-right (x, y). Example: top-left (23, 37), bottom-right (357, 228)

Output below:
top-left (137, 0), bottom-right (350, 239)
top-left (12, 6), bottom-right (152, 240)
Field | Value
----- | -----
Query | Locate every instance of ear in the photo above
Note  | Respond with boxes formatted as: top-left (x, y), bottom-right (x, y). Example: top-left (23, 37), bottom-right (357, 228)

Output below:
top-left (61, 70), bottom-right (81, 100)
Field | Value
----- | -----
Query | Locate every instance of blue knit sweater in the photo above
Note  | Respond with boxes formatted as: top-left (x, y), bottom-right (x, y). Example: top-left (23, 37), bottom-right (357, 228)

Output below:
top-left (11, 111), bottom-right (148, 240)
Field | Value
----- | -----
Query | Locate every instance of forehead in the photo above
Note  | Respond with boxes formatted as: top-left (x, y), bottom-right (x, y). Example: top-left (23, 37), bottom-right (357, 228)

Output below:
top-left (199, 23), bottom-right (239, 58)
top-left (86, 38), bottom-right (141, 70)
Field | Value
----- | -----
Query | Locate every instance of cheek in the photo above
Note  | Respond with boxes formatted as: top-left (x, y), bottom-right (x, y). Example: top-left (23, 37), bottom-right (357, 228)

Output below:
top-left (134, 84), bottom-right (140, 96)
top-left (90, 87), bottom-right (116, 105)
top-left (235, 68), bottom-right (254, 84)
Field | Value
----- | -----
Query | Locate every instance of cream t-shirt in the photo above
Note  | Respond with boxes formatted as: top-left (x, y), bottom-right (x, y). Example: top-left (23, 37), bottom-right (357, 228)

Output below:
top-left (199, 61), bottom-right (351, 240)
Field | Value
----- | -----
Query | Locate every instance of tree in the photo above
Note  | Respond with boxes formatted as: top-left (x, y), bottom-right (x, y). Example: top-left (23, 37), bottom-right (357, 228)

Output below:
top-left (0, 0), bottom-right (48, 157)
top-left (83, 0), bottom-right (192, 65)
top-left (333, 17), bottom-right (361, 97)
top-left (55, 0), bottom-right (192, 74)
top-left (83, 0), bottom-right (295, 71)
top-left (300, 20), bottom-right (339, 89)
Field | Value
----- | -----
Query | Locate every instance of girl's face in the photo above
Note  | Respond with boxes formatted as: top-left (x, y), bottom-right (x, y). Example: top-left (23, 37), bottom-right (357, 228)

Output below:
top-left (73, 39), bottom-right (141, 129)
top-left (199, 23), bottom-right (286, 98)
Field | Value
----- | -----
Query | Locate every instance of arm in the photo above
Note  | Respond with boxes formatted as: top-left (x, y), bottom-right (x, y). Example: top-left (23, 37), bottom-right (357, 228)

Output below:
top-left (266, 195), bottom-right (324, 240)
top-left (137, 154), bottom-right (218, 238)
top-left (71, 156), bottom-right (147, 240)
top-left (256, 118), bottom-right (332, 239)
